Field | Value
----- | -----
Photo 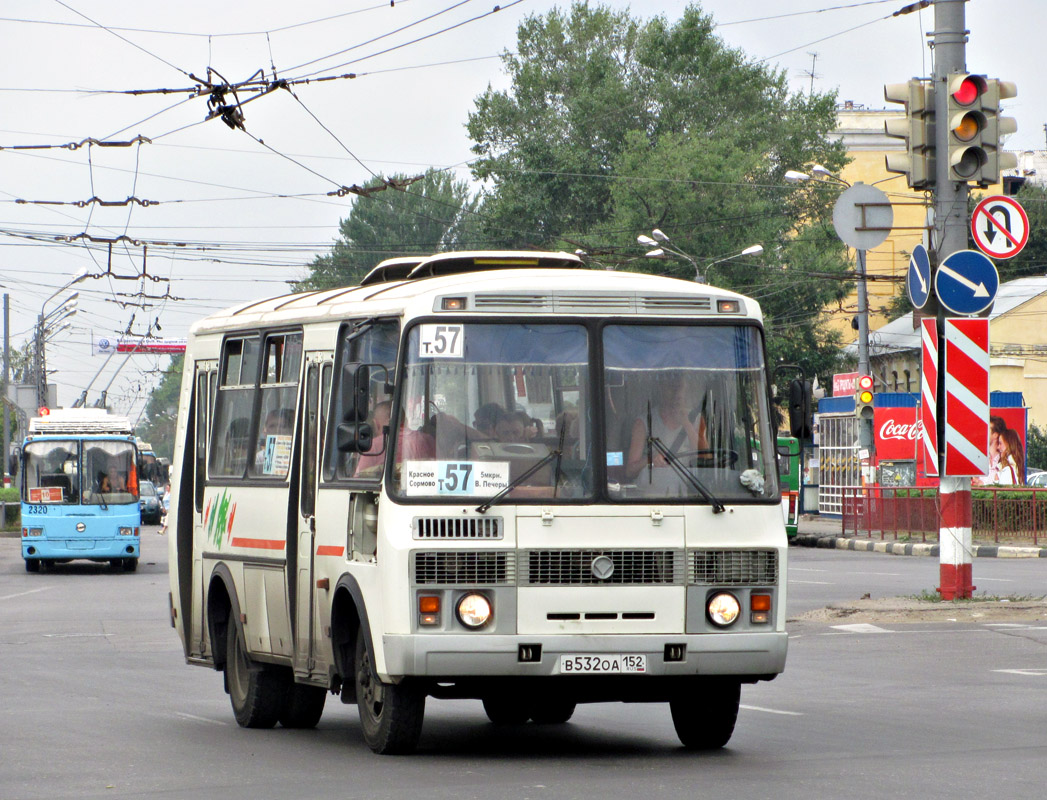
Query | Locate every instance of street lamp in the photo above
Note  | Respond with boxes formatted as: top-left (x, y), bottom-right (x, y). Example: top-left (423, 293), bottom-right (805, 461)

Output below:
top-left (36, 268), bottom-right (89, 408)
top-left (638, 230), bottom-right (763, 284)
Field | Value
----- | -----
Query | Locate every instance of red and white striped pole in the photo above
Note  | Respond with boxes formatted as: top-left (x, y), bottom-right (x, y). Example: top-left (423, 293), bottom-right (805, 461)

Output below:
top-left (938, 477), bottom-right (974, 599)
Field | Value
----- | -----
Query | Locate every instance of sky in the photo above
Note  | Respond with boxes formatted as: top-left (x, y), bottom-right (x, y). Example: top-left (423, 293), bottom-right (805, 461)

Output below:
top-left (1, 0), bottom-right (1043, 419)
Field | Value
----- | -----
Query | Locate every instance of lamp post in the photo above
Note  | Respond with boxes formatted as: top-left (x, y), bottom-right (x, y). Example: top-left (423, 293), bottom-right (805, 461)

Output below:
top-left (638, 229), bottom-right (762, 284)
top-left (36, 268), bottom-right (88, 409)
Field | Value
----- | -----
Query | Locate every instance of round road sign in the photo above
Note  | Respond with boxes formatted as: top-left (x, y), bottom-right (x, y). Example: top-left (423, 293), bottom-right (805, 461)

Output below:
top-left (906, 244), bottom-right (932, 309)
top-left (832, 183), bottom-right (893, 251)
top-left (971, 195), bottom-right (1029, 260)
top-left (934, 249), bottom-right (999, 316)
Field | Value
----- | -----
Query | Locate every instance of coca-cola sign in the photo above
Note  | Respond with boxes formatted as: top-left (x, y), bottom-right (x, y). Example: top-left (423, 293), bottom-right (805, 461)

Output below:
top-left (873, 407), bottom-right (920, 460)
top-left (879, 418), bottom-right (923, 441)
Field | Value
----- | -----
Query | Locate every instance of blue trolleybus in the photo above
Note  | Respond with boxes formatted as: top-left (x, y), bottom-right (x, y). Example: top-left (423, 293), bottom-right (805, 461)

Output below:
top-left (20, 409), bottom-right (141, 572)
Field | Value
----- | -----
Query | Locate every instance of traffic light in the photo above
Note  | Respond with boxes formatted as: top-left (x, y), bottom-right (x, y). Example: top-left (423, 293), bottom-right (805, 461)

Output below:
top-left (946, 73), bottom-right (1018, 186)
top-left (854, 375), bottom-right (875, 421)
top-left (884, 79), bottom-right (935, 189)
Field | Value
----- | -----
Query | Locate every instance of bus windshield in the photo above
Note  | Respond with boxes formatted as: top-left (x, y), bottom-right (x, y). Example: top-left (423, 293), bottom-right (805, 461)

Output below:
top-left (604, 324), bottom-right (778, 502)
top-left (23, 439), bottom-right (139, 506)
top-left (391, 322), bottom-right (593, 502)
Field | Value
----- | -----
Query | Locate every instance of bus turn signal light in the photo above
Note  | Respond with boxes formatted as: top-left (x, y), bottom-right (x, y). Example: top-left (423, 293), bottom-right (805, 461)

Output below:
top-left (751, 593), bottom-right (772, 624)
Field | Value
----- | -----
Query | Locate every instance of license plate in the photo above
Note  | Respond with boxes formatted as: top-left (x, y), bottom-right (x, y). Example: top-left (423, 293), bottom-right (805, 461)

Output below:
top-left (559, 654), bottom-right (647, 674)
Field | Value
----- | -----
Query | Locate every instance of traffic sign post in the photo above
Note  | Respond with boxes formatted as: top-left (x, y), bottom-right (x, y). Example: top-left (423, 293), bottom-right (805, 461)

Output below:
top-left (934, 249), bottom-right (999, 316)
top-left (971, 195), bottom-right (1029, 259)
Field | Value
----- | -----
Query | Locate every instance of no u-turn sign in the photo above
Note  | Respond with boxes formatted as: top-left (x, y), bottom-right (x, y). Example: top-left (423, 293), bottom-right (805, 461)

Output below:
top-left (971, 195), bottom-right (1029, 260)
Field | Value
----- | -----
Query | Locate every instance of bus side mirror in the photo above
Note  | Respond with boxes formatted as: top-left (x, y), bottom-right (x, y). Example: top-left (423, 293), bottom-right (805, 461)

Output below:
top-left (787, 379), bottom-right (813, 439)
top-left (336, 422), bottom-right (373, 453)
top-left (340, 363), bottom-right (370, 422)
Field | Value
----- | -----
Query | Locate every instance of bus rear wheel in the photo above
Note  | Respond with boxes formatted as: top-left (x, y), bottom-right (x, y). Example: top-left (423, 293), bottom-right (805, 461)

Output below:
top-left (225, 611), bottom-right (283, 728)
top-left (482, 695), bottom-right (530, 724)
top-left (279, 683), bottom-right (326, 729)
top-left (669, 679), bottom-right (741, 750)
top-left (354, 633), bottom-right (425, 754)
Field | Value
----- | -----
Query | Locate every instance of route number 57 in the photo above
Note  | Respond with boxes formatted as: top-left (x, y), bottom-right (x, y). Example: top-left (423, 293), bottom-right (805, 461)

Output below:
top-left (418, 324), bottom-right (464, 359)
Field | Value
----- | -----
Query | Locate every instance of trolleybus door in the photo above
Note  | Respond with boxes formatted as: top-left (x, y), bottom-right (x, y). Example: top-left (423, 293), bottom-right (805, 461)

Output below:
top-left (191, 362), bottom-right (217, 657)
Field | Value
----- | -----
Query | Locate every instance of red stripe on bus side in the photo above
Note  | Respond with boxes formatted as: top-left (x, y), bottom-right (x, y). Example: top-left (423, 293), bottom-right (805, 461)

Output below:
top-left (230, 537), bottom-right (286, 551)
top-left (316, 545), bottom-right (345, 557)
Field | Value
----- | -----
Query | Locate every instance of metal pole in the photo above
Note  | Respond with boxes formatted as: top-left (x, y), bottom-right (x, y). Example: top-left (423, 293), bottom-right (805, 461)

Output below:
top-left (933, 0), bottom-right (975, 600)
top-left (3, 294), bottom-right (9, 475)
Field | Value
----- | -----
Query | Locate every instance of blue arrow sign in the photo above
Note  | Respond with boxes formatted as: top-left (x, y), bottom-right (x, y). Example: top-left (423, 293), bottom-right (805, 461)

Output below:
top-left (906, 244), bottom-right (931, 309)
top-left (935, 249), bottom-right (999, 316)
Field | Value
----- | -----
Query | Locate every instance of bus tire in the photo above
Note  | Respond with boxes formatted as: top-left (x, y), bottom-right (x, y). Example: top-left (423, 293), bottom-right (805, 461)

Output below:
top-left (123, 558), bottom-right (138, 572)
top-left (482, 695), bottom-right (531, 725)
top-left (226, 611), bottom-right (283, 729)
top-left (530, 699), bottom-right (576, 724)
top-left (670, 679), bottom-right (741, 750)
top-left (279, 683), bottom-right (326, 729)
top-left (25, 559), bottom-right (40, 573)
top-left (354, 633), bottom-right (425, 754)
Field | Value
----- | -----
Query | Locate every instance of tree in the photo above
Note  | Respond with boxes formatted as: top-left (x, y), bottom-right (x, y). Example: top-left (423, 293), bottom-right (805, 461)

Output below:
top-left (136, 355), bottom-right (183, 461)
top-left (295, 169), bottom-right (481, 291)
top-left (467, 2), bottom-right (853, 388)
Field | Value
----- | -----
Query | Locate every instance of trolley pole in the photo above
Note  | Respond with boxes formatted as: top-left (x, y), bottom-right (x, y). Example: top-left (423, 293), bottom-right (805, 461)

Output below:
top-left (933, 0), bottom-right (975, 599)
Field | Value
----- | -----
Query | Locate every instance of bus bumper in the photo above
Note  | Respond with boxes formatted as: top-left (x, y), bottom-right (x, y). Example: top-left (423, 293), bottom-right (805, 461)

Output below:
top-left (23, 538), bottom-right (140, 561)
top-left (381, 631), bottom-right (787, 679)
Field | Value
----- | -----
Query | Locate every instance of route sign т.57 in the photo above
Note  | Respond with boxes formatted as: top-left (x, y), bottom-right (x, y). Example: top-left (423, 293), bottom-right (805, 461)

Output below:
top-left (934, 249), bottom-right (999, 316)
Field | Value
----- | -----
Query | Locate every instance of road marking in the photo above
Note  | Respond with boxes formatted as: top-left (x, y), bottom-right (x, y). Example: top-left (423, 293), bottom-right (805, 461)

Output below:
top-left (0, 586), bottom-right (51, 601)
top-left (974, 577), bottom-right (1015, 583)
top-left (831, 623), bottom-right (892, 634)
top-left (984, 623), bottom-right (1028, 627)
top-left (789, 568), bottom-right (828, 573)
top-left (790, 579), bottom-right (834, 585)
top-left (175, 712), bottom-right (227, 725)
top-left (741, 704), bottom-right (803, 716)
top-left (993, 669), bottom-right (1047, 677)
top-left (43, 633), bottom-right (112, 639)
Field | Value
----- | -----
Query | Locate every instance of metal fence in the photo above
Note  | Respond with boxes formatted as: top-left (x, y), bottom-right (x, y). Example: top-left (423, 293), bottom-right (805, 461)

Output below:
top-left (841, 486), bottom-right (1047, 545)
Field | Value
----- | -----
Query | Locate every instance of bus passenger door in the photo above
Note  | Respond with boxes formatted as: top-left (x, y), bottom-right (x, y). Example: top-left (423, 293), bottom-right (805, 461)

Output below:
top-left (294, 355), bottom-right (329, 678)
top-left (191, 362), bottom-right (217, 658)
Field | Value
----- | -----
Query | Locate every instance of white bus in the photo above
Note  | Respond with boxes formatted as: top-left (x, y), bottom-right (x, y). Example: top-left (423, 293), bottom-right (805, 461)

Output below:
top-left (167, 251), bottom-right (787, 754)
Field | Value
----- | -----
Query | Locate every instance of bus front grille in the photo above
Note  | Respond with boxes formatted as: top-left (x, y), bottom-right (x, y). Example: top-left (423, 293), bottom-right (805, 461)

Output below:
top-left (412, 550), bottom-right (515, 586)
top-left (414, 517), bottom-right (502, 540)
top-left (689, 549), bottom-right (778, 585)
top-left (520, 549), bottom-right (683, 586)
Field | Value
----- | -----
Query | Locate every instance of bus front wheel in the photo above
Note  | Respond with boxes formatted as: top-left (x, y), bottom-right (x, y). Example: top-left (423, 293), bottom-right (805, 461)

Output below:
top-left (669, 679), bottom-right (741, 750)
top-left (354, 633), bottom-right (425, 754)
top-left (25, 559), bottom-right (40, 573)
top-left (225, 611), bottom-right (283, 728)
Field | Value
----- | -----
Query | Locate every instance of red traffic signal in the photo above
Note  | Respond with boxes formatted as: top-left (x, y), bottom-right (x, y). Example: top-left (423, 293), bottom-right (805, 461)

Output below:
top-left (854, 375), bottom-right (874, 421)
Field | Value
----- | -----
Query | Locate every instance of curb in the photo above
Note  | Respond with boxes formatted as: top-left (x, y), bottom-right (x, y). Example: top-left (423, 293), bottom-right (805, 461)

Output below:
top-left (793, 533), bottom-right (1047, 558)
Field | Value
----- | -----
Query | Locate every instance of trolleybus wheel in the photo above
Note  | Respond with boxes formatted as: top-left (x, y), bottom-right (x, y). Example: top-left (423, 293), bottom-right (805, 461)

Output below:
top-left (278, 683), bottom-right (327, 729)
top-left (122, 558), bottom-right (137, 572)
top-left (226, 611), bottom-right (283, 728)
top-left (354, 633), bottom-right (425, 754)
top-left (530, 698), bottom-right (577, 724)
top-left (482, 695), bottom-right (531, 725)
top-left (25, 559), bottom-right (40, 573)
top-left (669, 679), bottom-right (741, 750)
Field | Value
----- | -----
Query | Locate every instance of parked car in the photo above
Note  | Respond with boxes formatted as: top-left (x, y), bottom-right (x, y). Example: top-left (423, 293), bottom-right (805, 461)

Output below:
top-left (139, 480), bottom-right (162, 524)
top-left (1027, 470), bottom-right (1047, 488)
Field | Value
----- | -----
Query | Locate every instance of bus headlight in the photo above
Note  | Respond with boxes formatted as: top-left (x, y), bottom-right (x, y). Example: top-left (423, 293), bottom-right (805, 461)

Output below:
top-left (25, 527), bottom-right (43, 537)
top-left (118, 527), bottom-right (136, 536)
top-left (456, 593), bottom-right (492, 629)
top-left (707, 592), bottom-right (740, 627)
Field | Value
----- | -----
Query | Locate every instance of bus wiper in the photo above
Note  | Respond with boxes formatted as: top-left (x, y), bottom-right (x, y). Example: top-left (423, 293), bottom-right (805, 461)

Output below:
top-left (648, 435), bottom-right (726, 514)
top-left (475, 443), bottom-right (564, 515)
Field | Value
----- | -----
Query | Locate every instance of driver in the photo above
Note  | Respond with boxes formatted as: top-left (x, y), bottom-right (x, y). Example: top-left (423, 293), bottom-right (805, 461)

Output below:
top-left (625, 373), bottom-right (708, 484)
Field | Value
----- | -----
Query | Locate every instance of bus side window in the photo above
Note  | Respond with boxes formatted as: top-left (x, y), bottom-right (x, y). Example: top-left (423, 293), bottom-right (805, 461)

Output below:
top-left (210, 336), bottom-right (259, 479)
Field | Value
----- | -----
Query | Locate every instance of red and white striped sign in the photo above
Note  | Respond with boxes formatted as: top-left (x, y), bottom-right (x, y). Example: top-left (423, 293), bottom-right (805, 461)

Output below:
top-left (943, 318), bottom-right (990, 476)
top-left (920, 319), bottom-right (939, 477)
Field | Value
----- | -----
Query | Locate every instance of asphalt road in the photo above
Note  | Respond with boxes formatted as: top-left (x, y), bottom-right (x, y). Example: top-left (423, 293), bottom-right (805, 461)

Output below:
top-left (2, 530), bottom-right (1046, 799)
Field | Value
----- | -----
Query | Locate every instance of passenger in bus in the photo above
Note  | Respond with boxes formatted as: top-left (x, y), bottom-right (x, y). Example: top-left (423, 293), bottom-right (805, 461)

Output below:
top-left (472, 403), bottom-right (504, 438)
top-left (624, 375), bottom-right (708, 484)
top-left (495, 410), bottom-right (530, 443)
top-left (102, 466), bottom-right (126, 493)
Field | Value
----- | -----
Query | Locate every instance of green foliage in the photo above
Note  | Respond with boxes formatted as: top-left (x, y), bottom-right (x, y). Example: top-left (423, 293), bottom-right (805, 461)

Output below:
top-left (136, 355), bottom-right (183, 461)
top-left (1026, 423), bottom-right (1047, 470)
top-left (295, 169), bottom-right (481, 291)
top-left (467, 2), bottom-right (853, 392)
